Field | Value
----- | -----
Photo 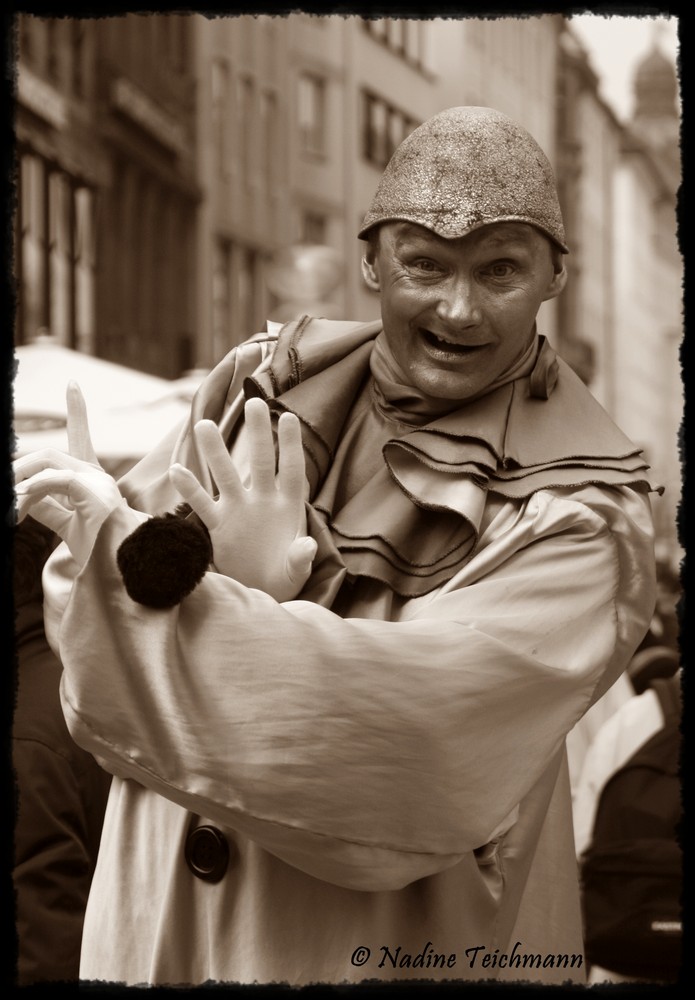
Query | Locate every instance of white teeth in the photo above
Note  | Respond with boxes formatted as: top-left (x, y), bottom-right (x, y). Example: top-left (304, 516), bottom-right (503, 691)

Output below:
top-left (432, 333), bottom-right (460, 347)
top-left (426, 331), bottom-right (483, 351)
top-left (422, 329), bottom-right (481, 352)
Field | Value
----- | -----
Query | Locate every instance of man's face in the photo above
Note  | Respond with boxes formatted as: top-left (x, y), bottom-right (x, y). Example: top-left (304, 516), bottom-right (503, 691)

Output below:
top-left (363, 221), bottom-right (566, 400)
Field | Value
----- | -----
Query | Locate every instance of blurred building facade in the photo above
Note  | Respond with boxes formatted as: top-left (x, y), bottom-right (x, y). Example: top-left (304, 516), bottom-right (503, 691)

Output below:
top-left (612, 43), bottom-right (682, 564)
top-left (13, 12), bottom-right (682, 567)
top-left (15, 18), bottom-right (106, 358)
top-left (15, 14), bottom-right (200, 378)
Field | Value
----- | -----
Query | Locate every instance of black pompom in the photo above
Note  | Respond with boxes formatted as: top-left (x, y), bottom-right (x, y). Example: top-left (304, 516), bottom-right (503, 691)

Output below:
top-left (116, 510), bottom-right (213, 609)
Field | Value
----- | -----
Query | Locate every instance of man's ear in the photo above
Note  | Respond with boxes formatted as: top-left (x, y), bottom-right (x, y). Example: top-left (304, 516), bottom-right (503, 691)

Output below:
top-left (361, 251), bottom-right (381, 293)
top-left (542, 260), bottom-right (568, 302)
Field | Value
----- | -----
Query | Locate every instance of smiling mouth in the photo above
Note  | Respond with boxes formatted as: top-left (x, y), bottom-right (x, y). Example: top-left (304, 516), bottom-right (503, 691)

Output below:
top-left (421, 330), bottom-right (485, 354)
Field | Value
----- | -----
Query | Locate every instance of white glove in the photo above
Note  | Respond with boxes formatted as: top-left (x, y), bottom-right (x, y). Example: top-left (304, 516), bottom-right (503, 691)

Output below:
top-left (14, 382), bottom-right (126, 567)
top-left (169, 397), bottom-right (317, 602)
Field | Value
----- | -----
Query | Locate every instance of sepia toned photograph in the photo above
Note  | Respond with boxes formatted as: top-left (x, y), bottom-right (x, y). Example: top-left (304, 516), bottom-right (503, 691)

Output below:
top-left (10, 9), bottom-right (682, 989)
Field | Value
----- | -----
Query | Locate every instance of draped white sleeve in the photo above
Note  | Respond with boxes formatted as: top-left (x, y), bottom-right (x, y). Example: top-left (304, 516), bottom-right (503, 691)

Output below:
top-left (44, 482), bottom-right (655, 892)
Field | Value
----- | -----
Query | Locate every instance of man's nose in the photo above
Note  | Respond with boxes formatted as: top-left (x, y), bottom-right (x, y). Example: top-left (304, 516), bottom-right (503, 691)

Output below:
top-left (435, 276), bottom-right (481, 327)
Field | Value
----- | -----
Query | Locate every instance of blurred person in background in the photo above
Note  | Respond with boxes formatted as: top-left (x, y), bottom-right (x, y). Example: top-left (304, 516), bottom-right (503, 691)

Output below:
top-left (12, 516), bottom-right (111, 984)
top-left (639, 558), bottom-right (680, 656)
top-left (14, 107), bottom-right (659, 987)
top-left (573, 660), bottom-right (682, 985)
top-left (566, 559), bottom-right (680, 808)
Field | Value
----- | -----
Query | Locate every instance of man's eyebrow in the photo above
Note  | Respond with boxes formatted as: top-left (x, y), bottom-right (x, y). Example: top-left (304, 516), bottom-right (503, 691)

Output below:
top-left (391, 224), bottom-right (539, 256)
top-left (478, 243), bottom-right (534, 256)
top-left (392, 225), bottom-right (443, 249)
top-left (476, 227), bottom-right (538, 249)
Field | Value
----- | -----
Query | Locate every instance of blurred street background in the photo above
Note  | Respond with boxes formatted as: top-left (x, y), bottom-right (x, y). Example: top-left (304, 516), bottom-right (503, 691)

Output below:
top-left (11, 11), bottom-right (682, 578)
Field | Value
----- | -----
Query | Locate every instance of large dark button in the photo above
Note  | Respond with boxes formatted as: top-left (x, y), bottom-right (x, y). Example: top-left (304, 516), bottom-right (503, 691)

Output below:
top-left (185, 825), bottom-right (230, 883)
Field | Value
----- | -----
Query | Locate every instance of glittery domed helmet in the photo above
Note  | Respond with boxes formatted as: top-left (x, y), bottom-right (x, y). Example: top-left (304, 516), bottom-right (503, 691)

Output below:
top-left (358, 106), bottom-right (569, 254)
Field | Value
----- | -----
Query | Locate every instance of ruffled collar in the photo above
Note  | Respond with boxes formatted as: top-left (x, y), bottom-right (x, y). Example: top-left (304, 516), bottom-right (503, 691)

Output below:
top-left (244, 316), bottom-right (656, 598)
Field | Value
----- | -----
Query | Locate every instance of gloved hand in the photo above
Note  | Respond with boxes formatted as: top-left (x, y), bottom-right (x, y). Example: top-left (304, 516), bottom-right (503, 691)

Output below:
top-left (14, 382), bottom-right (127, 567)
top-left (169, 397), bottom-right (317, 602)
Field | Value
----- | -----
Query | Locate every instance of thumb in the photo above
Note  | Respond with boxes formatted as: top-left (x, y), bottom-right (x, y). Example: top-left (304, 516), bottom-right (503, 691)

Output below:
top-left (285, 535), bottom-right (318, 585)
top-left (66, 381), bottom-right (100, 466)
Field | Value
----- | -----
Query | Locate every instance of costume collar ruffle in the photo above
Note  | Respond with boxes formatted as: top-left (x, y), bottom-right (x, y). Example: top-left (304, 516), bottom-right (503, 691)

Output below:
top-left (244, 316), bottom-right (657, 598)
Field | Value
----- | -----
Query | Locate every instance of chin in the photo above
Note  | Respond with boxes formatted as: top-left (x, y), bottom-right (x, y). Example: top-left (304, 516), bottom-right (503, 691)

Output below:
top-left (412, 369), bottom-right (482, 401)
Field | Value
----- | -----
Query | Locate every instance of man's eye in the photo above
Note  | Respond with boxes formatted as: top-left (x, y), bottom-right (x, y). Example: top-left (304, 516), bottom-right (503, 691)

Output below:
top-left (484, 262), bottom-right (515, 278)
top-left (411, 258), bottom-right (440, 273)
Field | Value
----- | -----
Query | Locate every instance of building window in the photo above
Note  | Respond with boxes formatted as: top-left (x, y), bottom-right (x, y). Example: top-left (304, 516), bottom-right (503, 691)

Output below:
top-left (364, 18), bottom-right (389, 44)
top-left (48, 170), bottom-right (72, 344)
top-left (402, 19), bottom-right (421, 65)
top-left (168, 15), bottom-right (188, 73)
top-left (211, 58), bottom-right (231, 178)
top-left (140, 179), bottom-right (159, 363)
top-left (212, 238), bottom-right (266, 352)
top-left (260, 89), bottom-right (278, 189)
top-left (18, 152), bottom-right (47, 343)
top-left (45, 18), bottom-right (59, 82)
top-left (297, 71), bottom-right (326, 157)
top-left (238, 75), bottom-right (255, 185)
top-left (16, 150), bottom-right (96, 350)
top-left (362, 17), bottom-right (433, 73)
top-left (19, 14), bottom-right (34, 64)
top-left (110, 158), bottom-right (131, 354)
top-left (389, 19), bottom-right (407, 56)
top-left (362, 90), bottom-right (419, 169)
top-left (298, 13), bottom-right (327, 28)
top-left (130, 176), bottom-right (145, 354)
top-left (212, 238), bottom-right (232, 360)
top-left (71, 19), bottom-right (86, 97)
top-left (363, 92), bottom-right (387, 167)
top-left (301, 210), bottom-right (327, 245)
top-left (236, 247), bottom-right (256, 338)
top-left (73, 185), bottom-right (96, 352)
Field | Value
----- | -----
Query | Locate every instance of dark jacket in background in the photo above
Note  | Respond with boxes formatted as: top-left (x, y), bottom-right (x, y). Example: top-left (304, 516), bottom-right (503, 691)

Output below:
top-left (12, 518), bottom-right (111, 985)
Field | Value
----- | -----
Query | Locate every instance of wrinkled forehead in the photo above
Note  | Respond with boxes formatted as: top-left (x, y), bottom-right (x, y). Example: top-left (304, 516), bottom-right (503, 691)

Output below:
top-left (382, 220), bottom-right (553, 254)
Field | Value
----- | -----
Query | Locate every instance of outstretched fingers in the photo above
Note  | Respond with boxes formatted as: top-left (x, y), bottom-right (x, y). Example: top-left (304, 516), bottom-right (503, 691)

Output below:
top-left (169, 463), bottom-right (220, 525)
top-left (66, 381), bottom-right (100, 465)
top-left (244, 398), bottom-right (278, 492)
top-left (194, 420), bottom-right (245, 498)
top-left (277, 411), bottom-right (307, 501)
top-left (14, 449), bottom-right (89, 484)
